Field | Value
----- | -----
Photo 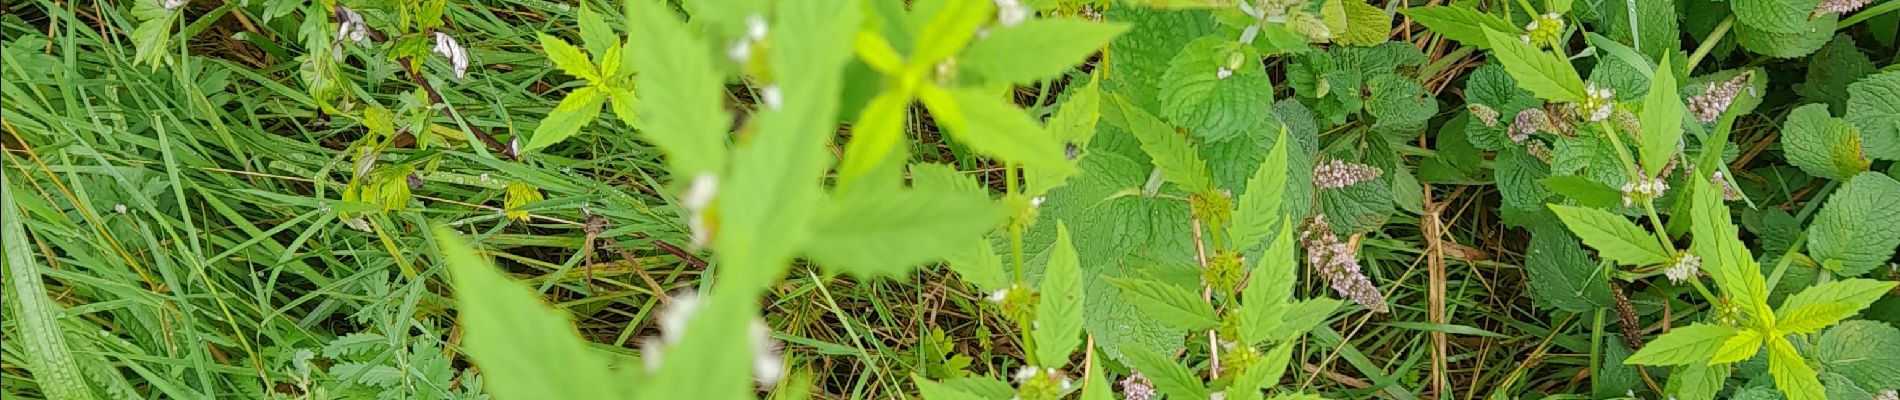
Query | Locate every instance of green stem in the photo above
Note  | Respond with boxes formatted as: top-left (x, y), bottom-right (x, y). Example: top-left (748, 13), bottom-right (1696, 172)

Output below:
top-left (1008, 164), bottom-right (1025, 284)
top-left (1590, 308), bottom-right (1604, 390)
top-left (1839, 0), bottom-right (1900, 29)
top-left (1765, 180), bottom-right (1840, 290)
top-left (1685, 17), bottom-right (1733, 72)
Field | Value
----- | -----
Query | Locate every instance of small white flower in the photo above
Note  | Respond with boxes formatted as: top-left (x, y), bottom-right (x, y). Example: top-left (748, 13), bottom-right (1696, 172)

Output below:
top-left (1665, 254), bottom-right (1700, 284)
top-left (727, 40), bottom-right (753, 64)
top-left (1520, 34), bottom-right (1532, 43)
top-left (335, 6), bottom-right (369, 43)
top-left (1030, 196), bottom-right (1046, 207)
top-left (1217, 67), bottom-right (1234, 80)
top-left (432, 32), bottom-right (470, 79)
top-left (655, 291), bottom-right (704, 345)
top-left (744, 14), bottom-right (770, 41)
top-left (760, 85), bottom-right (783, 111)
top-left (163, 0), bottom-right (188, 11)
top-left (1058, 377), bottom-right (1074, 391)
top-left (750, 320), bottom-right (784, 387)
top-left (1581, 83), bottom-right (1616, 122)
top-left (114, 204), bottom-right (128, 214)
top-left (995, 0), bottom-right (1029, 27)
top-left (641, 338), bottom-right (667, 372)
top-left (988, 287), bottom-right (1011, 303)
top-left (1210, 391), bottom-right (1227, 400)
top-left (1013, 366), bottom-right (1041, 383)
top-left (682, 173), bottom-right (719, 248)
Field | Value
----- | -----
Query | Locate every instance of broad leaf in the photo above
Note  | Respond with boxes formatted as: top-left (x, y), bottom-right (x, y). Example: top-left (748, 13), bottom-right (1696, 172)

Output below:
top-left (1708, 329), bottom-right (1763, 365)
top-left (1782, 104), bottom-right (1869, 180)
top-left (1156, 37), bottom-right (1277, 142)
top-left (1400, 5), bottom-right (1516, 49)
top-left (526, 86), bottom-right (606, 153)
top-left (1482, 27), bottom-right (1586, 102)
top-left (1034, 223), bottom-right (1086, 365)
top-left (1846, 71), bottom-right (1900, 160)
top-left (1625, 324), bottom-right (1737, 366)
top-left (804, 185), bottom-right (1005, 278)
top-left (1775, 278), bottom-right (1898, 333)
top-left (1111, 278), bottom-right (1218, 330)
top-left (1689, 178), bottom-right (1768, 310)
top-left (921, 86), bottom-right (1075, 176)
top-left (1638, 54), bottom-right (1683, 177)
top-left (1767, 337), bottom-right (1825, 400)
top-left (1109, 94), bottom-right (1215, 193)
top-left (1549, 204), bottom-right (1673, 267)
top-left (625, 0), bottom-right (732, 178)
top-left (1816, 321), bottom-right (1900, 390)
top-left (1229, 128), bottom-right (1292, 252)
top-left (1806, 173), bottom-right (1900, 276)
top-left (1334, 0), bottom-right (1391, 46)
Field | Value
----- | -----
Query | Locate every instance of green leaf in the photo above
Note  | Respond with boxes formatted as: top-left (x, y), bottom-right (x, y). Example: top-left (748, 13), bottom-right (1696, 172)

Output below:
top-left (1806, 173), bottom-right (1900, 276)
top-left (1482, 27), bottom-right (1586, 102)
top-left (1816, 321), bottom-right (1900, 390)
top-left (435, 227), bottom-right (619, 400)
top-left (1708, 329), bottom-right (1763, 365)
top-left (1230, 128), bottom-right (1291, 252)
top-left (1767, 337), bottom-right (1826, 400)
top-left (1775, 278), bottom-right (1899, 333)
top-left (911, 0), bottom-right (993, 67)
top-left (1625, 324), bottom-right (1738, 366)
top-left (576, 3), bottom-right (618, 63)
top-left (1783, 104), bottom-right (1870, 180)
top-left (1689, 178), bottom-right (1768, 310)
top-left (625, 0), bottom-right (732, 178)
top-left (1364, 73), bottom-right (1438, 134)
top-left (1847, 71), bottom-right (1900, 160)
top-left (1081, 350), bottom-right (1114, 400)
top-left (1734, 13), bottom-right (1837, 58)
top-left (1639, 55), bottom-right (1684, 177)
top-left (804, 185), bottom-right (1005, 278)
top-left (1240, 222), bottom-right (1297, 345)
top-left (1334, 0), bottom-right (1391, 46)
top-left (1229, 341), bottom-right (1296, 400)
top-left (1121, 345), bottom-right (1209, 400)
top-left (526, 86), bottom-right (607, 154)
top-left (961, 18), bottom-right (1129, 85)
top-left (1109, 94), bottom-right (1215, 194)
top-left (1541, 176), bottom-right (1625, 208)
top-left (1799, 35), bottom-right (1878, 113)
top-left (539, 33), bottom-right (599, 82)
top-left (837, 92), bottom-right (910, 188)
top-left (1667, 361), bottom-right (1732, 400)
top-left (1269, 297), bottom-right (1343, 339)
top-left (1399, 5), bottom-right (1517, 49)
top-left (1034, 223), bottom-right (1086, 365)
top-left (1732, 0), bottom-right (1824, 34)
top-left (1028, 78), bottom-right (1102, 197)
top-left (1548, 204), bottom-right (1673, 266)
top-left (1, 175), bottom-right (94, 399)
top-left (1111, 278), bottom-right (1218, 330)
top-left (922, 86), bottom-right (1075, 176)
top-left (1156, 37), bottom-right (1278, 143)
top-left (915, 375), bottom-right (990, 400)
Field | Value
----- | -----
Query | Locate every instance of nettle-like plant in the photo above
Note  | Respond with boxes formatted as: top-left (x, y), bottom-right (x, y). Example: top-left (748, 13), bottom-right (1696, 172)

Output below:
top-left (1405, 0), bottom-right (1900, 399)
top-left (430, 0), bottom-right (1136, 398)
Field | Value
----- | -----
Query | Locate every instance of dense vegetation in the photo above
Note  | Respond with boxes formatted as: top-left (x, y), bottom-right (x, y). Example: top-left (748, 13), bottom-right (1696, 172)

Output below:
top-left (3, 0), bottom-right (1900, 398)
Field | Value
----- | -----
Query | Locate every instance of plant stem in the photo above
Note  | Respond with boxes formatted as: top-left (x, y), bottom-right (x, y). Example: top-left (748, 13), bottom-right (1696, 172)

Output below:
top-left (1685, 17), bottom-right (1733, 72)
top-left (1839, 0), bottom-right (1900, 29)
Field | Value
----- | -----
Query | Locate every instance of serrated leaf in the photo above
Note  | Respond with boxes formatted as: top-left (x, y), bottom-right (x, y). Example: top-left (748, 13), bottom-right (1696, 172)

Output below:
top-left (436, 228), bottom-right (619, 399)
top-left (1400, 5), bottom-right (1517, 49)
top-left (1365, 73), bottom-right (1437, 134)
top-left (962, 18), bottom-right (1129, 85)
top-left (1709, 329), bottom-right (1764, 365)
top-left (1081, 350), bottom-right (1114, 400)
top-left (1111, 277), bottom-right (1218, 330)
top-left (1598, 0), bottom-right (1681, 60)
top-left (1463, 65), bottom-right (1545, 151)
top-left (606, 87), bottom-right (640, 128)
top-left (1640, 55), bottom-right (1684, 177)
top-left (1229, 341), bottom-right (1296, 400)
top-left (1109, 94), bottom-right (1215, 193)
top-left (922, 86), bottom-right (1076, 176)
top-left (1806, 173), bottom-right (1900, 276)
top-left (915, 375), bottom-right (989, 400)
top-left (625, 0), bottom-right (732, 178)
top-left (1734, 14), bottom-right (1836, 58)
top-left (526, 86), bottom-right (607, 154)
top-left (1775, 278), bottom-right (1899, 333)
top-left (1783, 104), bottom-right (1870, 180)
top-left (1230, 128), bottom-right (1292, 252)
top-left (1541, 176), bottom-right (1624, 208)
top-left (1121, 345), bottom-right (1209, 400)
top-left (1157, 37), bottom-right (1276, 143)
top-left (1626, 324), bottom-right (1738, 366)
top-left (1768, 337), bottom-right (1826, 400)
top-left (1240, 222), bottom-right (1297, 345)
top-left (1525, 222), bottom-right (1613, 312)
top-left (576, 4), bottom-right (617, 62)
top-left (1034, 223), bottom-right (1086, 365)
top-left (1816, 321), bottom-right (1900, 390)
top-left (1846, 71), bottom-right (1900, 160)
top-left (539, 33), bottom-right (599, 82)
top-left (1668, 361), bottom-right (1732, 400)
top-left (1732, 0), bottom-right (1824, 34)
top-left (837, 91), bottom-right (910, 187)
top-left (1799, 35), bottom-right (1877, 113)
top-left (1270, 297), bottom-right (1342, 339)
top-left (1482, 27), bottom-right (1586, 102)
top-left (1334, 1), bottom-right (1390, 46)
top-left (1549, 204), bottom-right (1673, 266)
top-left (1690, 178), bottom-right (1769, 310)
top-left (911, 0), bottom-right (993, 67)
top-left (804, 185), bottom-right (1005, 278)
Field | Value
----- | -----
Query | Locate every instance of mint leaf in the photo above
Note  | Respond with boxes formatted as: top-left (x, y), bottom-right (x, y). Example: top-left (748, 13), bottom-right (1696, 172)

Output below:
top-left (1525, 222), bottom-right (1614, 312)
top-left (1365, 73), bottom-right (1438, 135)
top-left (961, 18), bottom-right (1129, 85)
top-left (1158, 37), bottom-right (1278, 143)
top-left (1549, 204), bottom-right (1673, 267)
top-left (1034, 223), bottom-right (1086, 365)
top-left (1463, 64), bottom-right (1544, 151)
top-left (1816, 321), bottom-right (1900, 390)
top-left (1625, 324), bottom-right (1738, 366)
top-left (1799, 35), bottom-right (1877, 113)
top-left (1782, 104), bottom-right (1869, 180)
top-left (1734, 14), bottom-right (1836, 58)
top-left (1482, 27), bottom-right (1587, 102)
top-left (1846, 71), bottom-right (1900, 160)
top-left (1400, 5), bottom-right (1517, 49)
top-left (1732, 0), bottom-right (1824, 34)
top-left (1805, 172), bottom-right (1900, 276)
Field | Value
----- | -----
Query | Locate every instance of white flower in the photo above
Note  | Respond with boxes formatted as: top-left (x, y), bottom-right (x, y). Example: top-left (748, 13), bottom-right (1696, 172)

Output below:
top-left (1217, 67), bottom-right (1234, 80)
top-left (432, 32), bottom-right (470, 79)
top-left (1210, 391), bottom-right (1227, 400)
top-left (1582, 83), bottom-right (1616, 122)
top-left (1030, 196), bottom-right (1046, 207)
top-left (988, 287), bottom-right (1011, 303)
top-left (744, 14), bottom-right (770, 41)
top-left (1665, 254), bottom-right (1700, 284)
top-left (760, 85), bottom-right (783, 111)
top-left (727, 40), bottom-right (753, 64)
top-left (995, 0), bottom-right (1029, 27)
top-left (1619, 176), bottom-right (1669, 207)
top-left (682, 173), bottom-right (719, 248)
top-left (1012, 366), bottom-right (1042, 383)
top-left (163, 0), bottom-right (188, 11)
top-left (114, 204), bottom-right (128, 214)
top-left (750, 320), bottom-right (784, 387)
top-left (335, 6), bottom-right (369, 43)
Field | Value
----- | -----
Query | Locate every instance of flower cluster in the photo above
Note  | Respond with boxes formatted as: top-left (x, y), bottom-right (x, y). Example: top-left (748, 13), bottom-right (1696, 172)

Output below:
top-left (1814, 0), bottom-right (1875, 15)
top-left (1519, 13), bottom-right (1565, 48)
top-left (1011, 366), bottom-right (1073, 400)
top-left (1665, 254), bottom-right (1701, 284)
top-left (1468, 103), bottom-right (1500, 127)
top-left (1299, 216), bottom-right (1390, 313)
top-left (728, 14), bottom-right (770, 65)
top-left (1312, 159), bottom-right (1383, 189)
top-left (995, 0), bottom-right (1030, 27)
top-left (1620, 176), bottom-right (1668, 207)
top-left (335, 6), bottom-right (369, 43)
top-left (1689, 73), bottom-right (1752, 123)
top-left (1120, 373), bottom-right (1156, 400)
top-left (1510, 108), bottom-right (1549, 143)
top-left (1712, 171), bottom-right (1743, 201)
top-left (1579, 83), bottom-right (1616, 122)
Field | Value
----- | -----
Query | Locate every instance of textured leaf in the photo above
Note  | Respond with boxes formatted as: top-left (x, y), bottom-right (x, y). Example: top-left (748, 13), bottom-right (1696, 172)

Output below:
top-left (1463, 64), bottom-right (1545, 151)
top-left (1334, 1), bottom-right (1391, 46)
top-left (1690, 178), bottom-right (1769, 310)
top-left (1034, 223), bottom-right (1086, 365)
top-left (1525, 222), bottom-right (1613, 312)
top-left (962, 18), bottom-right (1129, 85)
top-left (1799, 35), bottom-right (1878, 113)
top-left (1157, 37), bottom-right (1277, 143)
top-left (1734, 13), bottom-right (1836, 58)
top-left (1806, 173), bottom-right (1900, 276)
top-left (1122, 345), bottom-right (1209, 400)
top-left (1364, 73), bottom-right (1437, 134)
top-left (1111, 278), bottom-right (1218, 330)
top-left (1230, 128), bottom-right (1291, 252)
top-left (1639, 54), bottom-right (1684, 177)
top-left (625, 0), bottom-right (731, 178)
top-left (1549, 204), bottom-right (1673, 267)
top-left (805, 185), bottom-right (1005, 278)
top-left (436, 228), bottom-right (620, 400)
top-left (923, 86), bottom-right (1076, 176)
top-left (1110, 94), bottom-right (1215, 193)
top-left (1846, 71), bottom-right (1900, 160)
top-left (1482, 27), bottom-right (1586, 102)
top-left (1668, 361), bottom-right (1732, 400)
top-left (526, 86), bottom-right (607, 154)
top-left (1, 175), bottom-right (94, 399)
top-left (1240, 222), bottom-right (1297, 345)
top-left (1768, 337), bottom-right (1825, 400)
top-left (1783, 104), bottom-right (1870, 180)
top-left (1625, 324), bottom-right (1738, 366)
top-left (1597, 0), bottom-right (1681, 60)
top-left (1400, 5), bottom-right (1517, 49)
top-left (1732, 0), bottom-right (1824, 34)
top-left (1103, 7), bottom-right (1216, 115)
top-left (1816, 321), bottom-right (1900, 390)
top-left (576, 4), bottom-right (617, 62)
